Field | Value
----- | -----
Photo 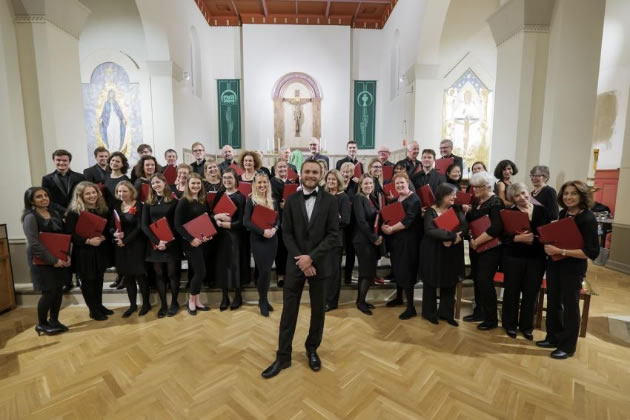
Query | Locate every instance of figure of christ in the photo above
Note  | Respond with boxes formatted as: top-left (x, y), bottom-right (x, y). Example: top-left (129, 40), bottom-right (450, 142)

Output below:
top-left (283, 89), bottom-right (312, 137)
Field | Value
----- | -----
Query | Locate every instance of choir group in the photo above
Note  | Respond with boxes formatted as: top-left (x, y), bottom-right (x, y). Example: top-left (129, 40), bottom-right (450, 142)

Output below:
top-left (22, 136), bottom-right (600, 376)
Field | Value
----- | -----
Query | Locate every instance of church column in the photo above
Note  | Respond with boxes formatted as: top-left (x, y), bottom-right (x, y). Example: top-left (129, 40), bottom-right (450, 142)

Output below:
top-left (487, 0), bottom-right (554, 177)
top-left (146, 60), bottom-right (179, 159)
top-left (12, 0), bottom-right (91, 179)
top-left (410, 63), bottom-right (442, 150)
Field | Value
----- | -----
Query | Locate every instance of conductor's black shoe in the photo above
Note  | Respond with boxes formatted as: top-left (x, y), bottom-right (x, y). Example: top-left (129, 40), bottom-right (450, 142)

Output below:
top-left (535, 339), bottom-right (558, 349)
top-left (261, 359), bottom-right (291, 379)
top-left (550, 349), bottom-right (574, 360)
top-left (505, 329), bottom-right (517, 339)
top-left (307, 350), bottom-right (321, 372)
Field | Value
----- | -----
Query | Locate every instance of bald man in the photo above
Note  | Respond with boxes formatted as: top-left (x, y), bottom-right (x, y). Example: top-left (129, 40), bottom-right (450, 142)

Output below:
top-left (218, 145), bottom-right (234, 173)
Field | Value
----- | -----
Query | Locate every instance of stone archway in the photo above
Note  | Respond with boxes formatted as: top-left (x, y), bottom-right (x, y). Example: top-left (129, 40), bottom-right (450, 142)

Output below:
top-left (272, 72), bottom-right (323, 150)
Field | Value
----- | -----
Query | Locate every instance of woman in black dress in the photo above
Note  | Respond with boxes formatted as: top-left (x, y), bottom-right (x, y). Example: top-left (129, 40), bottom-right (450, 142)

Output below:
top-left (270, 159), bottom-right (295, 287)
top-left (174, 173), bottom-right (212, 315)
top-left (494, 159), bottom-right (517, 207)
top-left (381, 173), bottom-right (422, 320)
top-left (141, 173), bottom-right (181, 317)
top-left (202, 160), bottom-right (222, 288)
top-left (501, 183), bottom-right (550, 340)
top-left (367, 158), bottom-right (385, 202)
top-left (243, 173), bottom-right (280, 316)
top-left (203, 160), bottom-right (223, 193)
top-left (421, 183), bottom-right (466, 326)
top-left (323, 169), bottom-right (351, 311)
top-left (529, 165), bottom-right (559, 220)
top-left (22, 187), bottom-right (72, 335)
top-left (340, 161), bottom-right (358, 285)
top-left (445, 163), bottom-right (463, 191)
top-left (171, 164), bottom-right (191, 199)
top-left (104, 152), bottom-right (130, 208)
top-left (213, 168), bottom-right (247, 311)
top-left (134, 156), bottom-right (158, 202)
top-left (236, 151), bottom-right (258, 285)
top-left (465, 171), bottom-right (504, 331)
top-left (65, 182), bottom-right (113, 321)
top-left (537, 180), bottom-right (599, 359)
top-left (352, 174), bottom-right (383, 315)
top-left (112, 181), bottom-right (148, 317)
top-left (465, 161), bottom-right (487, 195)
top-left (238, 150), bottom-right (260, 184)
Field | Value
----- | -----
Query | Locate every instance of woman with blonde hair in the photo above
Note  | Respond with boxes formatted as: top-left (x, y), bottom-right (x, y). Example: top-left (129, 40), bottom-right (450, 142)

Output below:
top-left (203, 159), bottom-right (223, 193)
top-left (65, 181), bottom-right (113, 321)
top-left (367, 158), bottom-right (385, 199)
top-left (243, 173), bottom-right (280, 316)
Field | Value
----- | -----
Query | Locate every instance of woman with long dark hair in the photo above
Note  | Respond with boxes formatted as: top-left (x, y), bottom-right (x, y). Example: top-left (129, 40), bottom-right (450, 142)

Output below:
top-left (494, 159), bottom-right (517, 207)
top-left (22, 187), bottom-right (72, 335)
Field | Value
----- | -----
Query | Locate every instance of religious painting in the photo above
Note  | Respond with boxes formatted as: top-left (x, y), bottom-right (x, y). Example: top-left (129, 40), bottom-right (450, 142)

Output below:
top-left (353, 80), bottom-right (376, 149)
top-left (272, 72), bottom-right (322, 150)
top-left (442, 68), bottom-right (493, 170)
top-left (82, 62), bottom-right (143, 166)
top-left (217, 79), bottom-right (242, 149)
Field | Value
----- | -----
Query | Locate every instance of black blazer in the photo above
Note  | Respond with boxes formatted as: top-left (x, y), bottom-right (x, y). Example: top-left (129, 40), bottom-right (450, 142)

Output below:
top-left (83, 164), bottom-right (110, 184)
top-left (41, 170), bottom-right (86, 214)
top-left (282, 190), bottom-right (340, 278)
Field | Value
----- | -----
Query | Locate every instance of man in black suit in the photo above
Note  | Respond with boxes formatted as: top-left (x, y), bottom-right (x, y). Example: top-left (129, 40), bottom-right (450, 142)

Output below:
top-left (41, 149), bottom-right (86, 215)
top-left (335, 140), bottom-right (363, 173)
top-left (438, 139), bottom-right (464, 170)
top-left (218, 144), bottom-right (234, 173)
top-left (377, 145), bottom-right (394, 167)
top-left (262, 160), bottom-right (340, 379)
top-left (83, 147), bottom-right (110, 184)
top-left (190, 142), bottom-right (206, 176)
top-left (395, 141), bottom-right (421, 176)
top-left (411, 149), bottom-right (446, 194)
top-left (307, 137), bottom-right (329, 168)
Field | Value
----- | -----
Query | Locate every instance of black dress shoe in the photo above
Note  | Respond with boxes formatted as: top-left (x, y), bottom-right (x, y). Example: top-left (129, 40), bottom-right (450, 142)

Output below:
top-left (307, 350), bottom-right (321, 372)
top-left (116, 281), bottom-right (126, 290)
top-left (386, 297), bottom-right (404, 307)
top-left (219, 296), bottom-right (230, 311)
top-left (100, 306), bottom-right (114, 316)
top-left (477, 321), bottom-right (498, 331)
top-left (357, 303), bottom-right (373, 316)
top-left (550, 349), bottom-right (574, 360)
top-left (399, 307), bottom-right (417, 320)
top-left (463, 313), bottom-right (484, 323)
top-left (520, 330), bottom-right (534, 341)
top-left (535, 339), bottom-right (558, 349)
top-left (138, 305), bottom-right (152, 316)
top-left (122, 306), bottom-right (137, 318)
top-left (35, 323), bottom-right (63, 336)
top-left (440, 317), bottom-right (459, 327)
top-left (157, 307), bottom-right (168, 318)
top-left (423, 315), bottom-right (439, 325)
top-left (261, 359), bottom-right (291, 379)
top-left (48, 319), bottom-right (69, 332)
top-left (89, 312), bottom-right (108, 321)
top-left (505, 329), bottom-right (517, 339)
top-left (196, 305), bottom-right (211, 312)
top-left (187, 305), bottom-right (197, 316)
top-left (167, 303), bottom-right (179, 317)
top-left (230, 294), bottom-right (242, 310)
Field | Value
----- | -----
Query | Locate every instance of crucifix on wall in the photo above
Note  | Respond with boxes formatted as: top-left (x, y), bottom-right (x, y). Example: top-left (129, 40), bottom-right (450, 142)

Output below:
top-left (283, 89), bottom-right (313, 137)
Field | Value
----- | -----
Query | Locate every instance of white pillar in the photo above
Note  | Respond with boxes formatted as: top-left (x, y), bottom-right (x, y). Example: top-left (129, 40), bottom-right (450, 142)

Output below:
top-left (146, 60), bottom-right (179, 160)
top-left (410, 63), bottom-right (443, 151)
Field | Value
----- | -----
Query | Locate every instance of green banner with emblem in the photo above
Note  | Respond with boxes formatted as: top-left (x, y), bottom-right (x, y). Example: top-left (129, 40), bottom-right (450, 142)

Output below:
top-left (217, 79), bottom-right (242, 149)
top-left (353, 80), bottom-right (376, 149)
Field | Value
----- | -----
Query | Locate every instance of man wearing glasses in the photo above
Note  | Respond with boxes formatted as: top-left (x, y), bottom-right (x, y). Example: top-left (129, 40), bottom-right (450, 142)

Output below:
top-left (190, 142), bottom-right (206, 176)
top-left (308, 137), bottom-right (329, 168)
top-left (218, 145), bottom-right (235, 173)
top-left (438, 139), bottom-right (464, 169)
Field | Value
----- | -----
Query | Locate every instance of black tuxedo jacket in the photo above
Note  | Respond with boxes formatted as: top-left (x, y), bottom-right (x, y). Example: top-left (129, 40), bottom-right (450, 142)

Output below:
top-left (83, 164), bottom-right (110, 184)
top-left (41, 170), bottom-right (86, 213)
top-left (282, 189), bottom-right (340, 278)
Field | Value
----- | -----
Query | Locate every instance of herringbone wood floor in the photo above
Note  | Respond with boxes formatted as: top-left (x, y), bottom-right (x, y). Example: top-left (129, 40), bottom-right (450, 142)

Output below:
top-left (1, 265), bottom-right (629, 419)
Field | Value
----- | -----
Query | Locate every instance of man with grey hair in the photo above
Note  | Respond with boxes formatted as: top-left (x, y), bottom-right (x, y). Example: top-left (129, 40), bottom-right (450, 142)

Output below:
top-left (308, 137), bottom-right (329, 167)
top-left (377, 145), bottom-right (394, 167)
top-left (438, 139), bottom-right (463, 169)
top-left (395, 141), bottom-right (421, 176)
top-left (271, 146), bottom-right (298, 177)
top-left (218, 144), bottom-right (234, 173)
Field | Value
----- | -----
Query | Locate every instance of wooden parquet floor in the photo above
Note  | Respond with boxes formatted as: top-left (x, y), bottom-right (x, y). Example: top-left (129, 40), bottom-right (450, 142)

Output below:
top-left (1, 265), bottom-right (630, 419)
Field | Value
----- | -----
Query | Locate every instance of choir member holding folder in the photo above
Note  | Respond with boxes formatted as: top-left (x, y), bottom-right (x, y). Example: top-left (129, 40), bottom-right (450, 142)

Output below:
top-left (174, 173), bottom-right (212, 315)
top-left (367, 158), bottom-right (385, 199)
top-left (494, 160), bottom-right (517, 207)
top-left (445, 163), bottom-right (463, 191)
top-left (112, 182), bottom-right (149, 318)
top-left (529, 165), bottom-right (559, 220)
top-left (243, 173), bottom-right (280, 316)
top-left (340, 161), bottom-right (358, 285)
top-left (465, 171), bottom-right (504, 330)
top-left (22, 187), bottom-right (72, 335)
top-left (420, 183), bottom-right (466, 326)
top-left (213, 168), bottom-right (247, 311)
top-left (238, 150), bottom-right (260, 183)
top-left (270, 159), bottom-right (295, 287)
top-left (203, 160), bottom-right (223, 193)
top-left (171, 164), bottom-right (191, 199)
top-left (323, 169), bottom-right (351, 311)
top-left (381, 173), bottom-right (422, 320)
top-left (202, 160), bottom-right (222, 287)
top-left (134, 156), bottom-right (159, 202)
top-left (103, 152), bottom-right (130, 212)
top-left (65, 182), bottom-right (113, 321)
top-left (141, 173), bottom-right (181, 317)
top-left (500, 183), bottom-right (550, 340)
top-left (352, 175), bottom-right (384, 315)
top-left (536, 180), bottom-right (599, 360)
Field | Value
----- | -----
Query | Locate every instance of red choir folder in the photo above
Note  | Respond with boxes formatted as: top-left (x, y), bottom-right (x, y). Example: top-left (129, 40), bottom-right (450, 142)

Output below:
top-left (163, 164), bottom-right (177, 185)
top-left (113, 210), bottom-right (122, 232)
top-left (537, 217), bottom-right (584, 261)
top-left (455, 191), bottom-right (473, 205)
top-left (417, 185), bottom-right (435, 208)
top-left (434, 207), bottom-right (460, 232)
top-left (384, 183), bottom-right (399, 199)
top-left (252, 205), bottom-right (278, 230)
top-left (282, 183), bottom-right (299, 201)
top-left (32, 232), bottom-right (71, 265)
top-left (214, 193), bottom-right (237, 217)
top-left (238, 182), bottom-right (252, 196)
top-left (383, 165), bottom-right (394, 182)
top-left (149, 217), bottom-right (175, 248)
top-left (75, 211), bottom-right (107, 239)
top-left (138, 183), bottom-right (150, 202)
top-left (229, 163), bottom-right (244, 176)
top-left (96, 182), bottom-right (105, 193)
top-left (500, 209), bottom-right (531, 234)
top-left (183, 212), bottom-right (217, 240)
top-left (206, 191), bottom-right (218, 208)
top-left (287, 168), bottom-right (298, 181)
top-left (469, 215), bottom-right (501, 253)
top-left (380, 202), bottom-right (406, 226)
top-left (374, 213), bottom-right (380, 234)
top-left (353, 162), bottom-right (363, 178)
top-left (435, 158), bottom-right (454, 175)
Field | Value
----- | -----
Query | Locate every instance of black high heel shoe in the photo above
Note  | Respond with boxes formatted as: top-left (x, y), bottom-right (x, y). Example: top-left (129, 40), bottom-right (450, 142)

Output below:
top-left (230, 293), bottom-right (242, 311)
top-left (35, 324), bottom-right (63, 336)
top-left (47, 319), bottom-right (69, 332)
top-left (122, 306), bottom-right (137, 318)
top-left (220, 295), bottom-right (230, 311)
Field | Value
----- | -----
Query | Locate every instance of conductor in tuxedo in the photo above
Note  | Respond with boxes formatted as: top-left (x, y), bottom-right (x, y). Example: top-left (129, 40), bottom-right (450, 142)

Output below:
top-left (262, 160), bottom-right (340, 379)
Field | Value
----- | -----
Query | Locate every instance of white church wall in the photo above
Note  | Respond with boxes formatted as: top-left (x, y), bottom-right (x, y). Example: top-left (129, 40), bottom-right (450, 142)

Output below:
top-left (242, 24), bottom-right (350, 155)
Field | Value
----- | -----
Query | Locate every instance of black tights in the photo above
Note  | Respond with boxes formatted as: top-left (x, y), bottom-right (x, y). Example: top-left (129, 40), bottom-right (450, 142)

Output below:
top-left (154, 262), bottom-right (179, 308)
top-left (357, 277), bottom-right (371, 306)
top-left (38, 287), bottom-right (63, 325)
top-left (125, 275), bottom-right (150, 308)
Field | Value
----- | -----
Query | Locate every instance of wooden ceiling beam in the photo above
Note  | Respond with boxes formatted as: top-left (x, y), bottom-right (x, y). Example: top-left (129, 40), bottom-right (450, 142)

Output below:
top-left (261, 0), bottom-right (268, 17)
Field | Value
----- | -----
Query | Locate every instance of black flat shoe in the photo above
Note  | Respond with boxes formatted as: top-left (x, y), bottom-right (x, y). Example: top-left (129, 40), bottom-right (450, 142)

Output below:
top-left (550, 349), bottom-right (574, 360)
top-left (89, 312), bottom-right (108, 321)
top-left (505, 329), bottom-right (517, 339)
top-left (196, 305), bottom-right (210, 312)
top-left (463, 313), bottom-right (484, 323)
top-left (157, 307), bottom-right (168, 318)
top-left (35, 324), bottom-right (62, 336)
top-left (535, 339), bottom-right (558, 349)
top-left (122, 306), bottom-right (137, 318)
top-left (47, 319), bottom-right (69, 332)
top-left (100, 306), bottom-right (114, 316)
top-left (440, 317), bottom-right (459, 327)
top-left (219, 296), bottom-right (230, 311)
top-left (167, 303), bottom-right (179, 317)
top-left (307, 350), bottom-right (321, 372)
top-left (230, 294), bottom-right (242, 311)
top-left (357, 303), bottom-right (373, 316)
top-left (138, 305), bottom-right (152, 316)
top-left (520, 330), bottom-right (534, 341)
top-left (187, 303), bottom-right (197, 316)
top-left (261, 359), bottom-right (291, 379)
top-left (386, 297), bottom-right (404, 307)
top-left (399, 307), bottom-right (417, 320)
top-left (423, 315), bottom-right (439, 325)
top-left (477, 321), bottom-right (498, 331)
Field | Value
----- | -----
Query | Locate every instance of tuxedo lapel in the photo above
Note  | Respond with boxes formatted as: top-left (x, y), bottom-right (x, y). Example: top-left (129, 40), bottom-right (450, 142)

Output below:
top-left (51, 173), bottom-right (68, 199)
top-left (307, 194), bottom-right (322, 229)
top-left (298, 194), bottom-right (309, 227)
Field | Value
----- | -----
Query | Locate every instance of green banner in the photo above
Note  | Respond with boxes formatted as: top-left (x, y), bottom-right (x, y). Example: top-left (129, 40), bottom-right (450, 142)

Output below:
top-left (217, 79), bottom-right (241, 149)
top-left (353, 80), bottom-right (376, 149)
